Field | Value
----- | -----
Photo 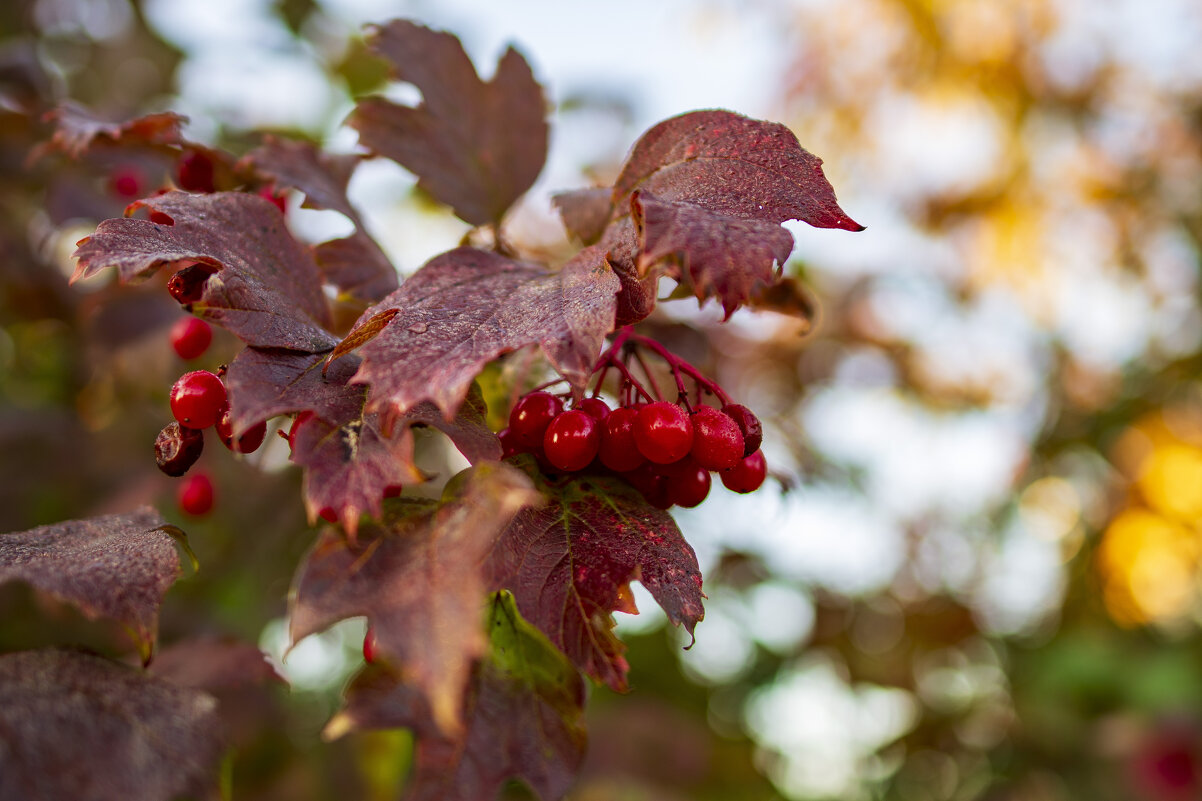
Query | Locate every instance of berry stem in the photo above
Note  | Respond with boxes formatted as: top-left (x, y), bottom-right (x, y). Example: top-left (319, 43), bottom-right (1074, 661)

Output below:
top-left (631, 347), bottom-right (664, 403)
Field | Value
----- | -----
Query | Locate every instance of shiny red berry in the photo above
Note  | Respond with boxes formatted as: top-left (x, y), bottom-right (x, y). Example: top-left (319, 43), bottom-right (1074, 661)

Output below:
top-left (599, 407), bottom-right (645, 472)
top-left (690, 405), bottom-right (744, 470)
top-left (178, 472), bottom-right (214, 516)
top-left (509, 392), bottom-right (563, 449)
top-left (169, 316), bottom-right (212, 360)
top-left (543, 410), bottom-right (599, 472)
top-left (666, 464), bottom-right (711, 508)
top-left (169, 370), bottom-right (227, 429)
top-left (578, 397), bottom-right (610, 421)
top-left (721, 404), bottom-right (762, 456)
top-left (720, 450), bottom-right (767, 494)
top-left (215, 407), bottom-right (267, 454)
top-left (634, 401), bottom-right (694, 464)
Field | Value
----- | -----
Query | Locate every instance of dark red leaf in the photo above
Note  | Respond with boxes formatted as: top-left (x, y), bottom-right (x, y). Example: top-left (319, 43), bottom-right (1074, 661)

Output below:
top-left (149, 636), bottom-right (283, 691)
top-left (242, 136), bottom-right (398, 301)
top-left (614, 109), bottom-right (862, 231)
top-left (224, 347), bottom-right (366, 436)
top-left (0, 508), bottom-right (187, 661)
top-left (36, 101), bottom-right (186, 160)
top-left (552, 187), bottom-right (612, 245)
top-left (486, 474), bottom-right (704, 691)
top-left (600, 217), bottom-right (657, 327)
top-left (633, 190), bottom-right (795, 319)
top-left (399, 382), bottom-right (502, 465)
top-left (291, 464), bottom-right (539, 732)
top-left (326, 592), bottom-right (586, 801)
top-left (0, 649), bottom-right (222, 801)
top-left (351, 245), bottom-right (618, 420)
top-left (314, 232), bottom-right (400, 304)
top-left (350, 20), bottom-right (548, 226)
top-left (72, 191), bottom-right (336, 352)
top-left (289, 411), bottom-right (421, 535)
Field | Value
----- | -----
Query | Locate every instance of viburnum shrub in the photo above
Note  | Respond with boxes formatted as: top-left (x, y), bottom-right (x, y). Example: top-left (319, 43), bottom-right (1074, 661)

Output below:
top-left (2, 18), bottom-right (861, 801)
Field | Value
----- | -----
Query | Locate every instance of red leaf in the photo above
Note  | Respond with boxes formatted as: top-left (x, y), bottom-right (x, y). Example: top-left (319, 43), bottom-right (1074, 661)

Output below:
top-left (596, 109), bottom-right (862, 318)
top-left (35, 101), bottom-right (186, 160)
top-left (552, 187), bottom-right (612, 245)
top-left (326, 592), bottom-right (586, 801)
top-left (351, 245), bottom-right (619, 419)
top-left (350, 20), bottom-right (548, 226)
top-left (398, 383), bottom-right (502, 465)
top-left (72, 191), bottom-right (336, 352)
top-left (224, 347), bottom-right (365, 436)
top-left (633, 190), bottom-right (795, 319)
top-left (486, 474), bottom-right (705, 691)
top-left (150, 636), bottom-right (283, 691)
top-left (614, 109), bottom-right (862, 231)
top-left (0, 508), bottom-right (187, 662)
top-left (289, 411), bottom-right (421, 535)
top-left (0, 649), bottom-right (223, 801)
top-left (242, 136), bottom-right (398, 301)
top-left (290, 465), bottom-right (539, 733)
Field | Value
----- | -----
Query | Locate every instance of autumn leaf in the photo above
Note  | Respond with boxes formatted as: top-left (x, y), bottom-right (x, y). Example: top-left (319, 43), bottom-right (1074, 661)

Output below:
top-left (350, 245), bottom-right (618, 419)
top-left (486, 473), bottom-right (705, 690)
top-left (149, 636), bottom-right (283, 691)
top-left (242, 136), bottom-right (398, 301)
top-left (0, 649), bottom-right (223, 801)
top-left (0, 508), bottom-right (187, 662)
top-left (290, 463), bottom-right (540, 733)
top-left (224, 347), bottom-right (366, 436)
top-left (350, 19), bottom-right (548, 227)
top-left (552, 187), bottom-right (612, 245)
top-left (72, 191), bottom-right (337, 352)
top-left (633, 190), bottom-right (795, 319)
top-left (326, 592), bottom-right (586, 801)
top-left (289, 410), bottom-right (421, 534)
top-left (399, 382), bottom-right (502, 466)
top-left (34, 101), bottom-right (186, 160)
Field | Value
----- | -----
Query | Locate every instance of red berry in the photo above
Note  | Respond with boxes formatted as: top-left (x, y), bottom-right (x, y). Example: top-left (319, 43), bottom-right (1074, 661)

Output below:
top-left (110, 167), bottom-right (143, 198)
top-left (318, 506), bottom-right (338, 523)
top-left (178, 472), bottom-right (214, 516)
top-left (578, 397), bottom-right (610, 421)
top-left (722, 404), bottom-right (762, 456)
top-left (634, 401), bottom-right (694, 464)
top-left (167, 263), bottom-right (216, 304)
top-left (169, 370), bottom-right (227, 429)
top-left (383, 484), bottom-right (404, 499)
top-left (177, 150), bottom-right (215, 192)
top-left (543, 410), bottom-right (600, 472)
top-left (498, 427), bottom-right (521, 459)
top-left (623, 463), bottom-right (672, 509)
top-left (154, 421), bottom-right (204, 477)
top-left (363, 627), bottom-right (378, 664)
top-left (169, 316), bottom-right (212, 360)
top-left (720, 450), bottom-right (767, 494)
top-left (215, 407), bottom-right (267, 454)
top-left (599, 407), bottom-right (646, 472)
top-left (666, 465), bottom-right (711, 508)
top-left (509, 392), bottom-right (563, 449)
top-left (690, 405), bottom-right (744, 470)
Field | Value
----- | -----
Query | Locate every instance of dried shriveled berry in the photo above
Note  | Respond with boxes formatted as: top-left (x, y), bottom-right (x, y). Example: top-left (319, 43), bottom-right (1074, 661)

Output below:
top-left (154, 421), bottom-right (204, 477)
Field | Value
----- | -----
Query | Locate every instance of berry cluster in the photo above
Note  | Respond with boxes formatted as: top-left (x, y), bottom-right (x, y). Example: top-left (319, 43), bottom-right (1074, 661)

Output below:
top-left (498, 329), bottom-right (769, 509)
